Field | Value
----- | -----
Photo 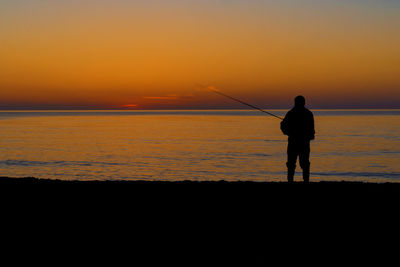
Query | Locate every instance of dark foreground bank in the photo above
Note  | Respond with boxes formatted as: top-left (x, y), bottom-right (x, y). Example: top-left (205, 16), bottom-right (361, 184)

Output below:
top-left (3, 176), bottom-right (400, 187)
top-left (2, 176), bottom-right (400, 193)
top-left (1, 177), bottom-right (399, 265)
top-left (2, 176), bottom-right (400, 206)
top-left (4, 176), bottom-right (399, 222)
top-left (2, 176), bottom-right (400, 189)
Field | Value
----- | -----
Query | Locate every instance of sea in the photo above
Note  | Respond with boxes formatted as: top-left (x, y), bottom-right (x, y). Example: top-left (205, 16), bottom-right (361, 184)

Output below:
top-left (0, 109), bottom-right (399, 183)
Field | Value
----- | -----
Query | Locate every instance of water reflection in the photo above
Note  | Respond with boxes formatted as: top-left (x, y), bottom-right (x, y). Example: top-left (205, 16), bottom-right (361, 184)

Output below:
top-left (0, 111), bottom-right (399, 182)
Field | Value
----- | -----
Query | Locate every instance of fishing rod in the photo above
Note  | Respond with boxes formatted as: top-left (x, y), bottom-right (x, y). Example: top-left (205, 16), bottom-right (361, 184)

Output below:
top-left (202, 85), bottom-right (283, 120)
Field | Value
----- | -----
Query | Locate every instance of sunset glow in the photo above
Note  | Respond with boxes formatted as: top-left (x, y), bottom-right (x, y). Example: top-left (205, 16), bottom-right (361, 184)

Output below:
top-left (1, 0), bottom-right (400, 109)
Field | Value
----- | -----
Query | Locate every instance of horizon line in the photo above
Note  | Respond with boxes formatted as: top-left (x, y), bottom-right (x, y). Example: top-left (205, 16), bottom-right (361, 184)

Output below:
top-left (1, 108), bottom-right (400, 111)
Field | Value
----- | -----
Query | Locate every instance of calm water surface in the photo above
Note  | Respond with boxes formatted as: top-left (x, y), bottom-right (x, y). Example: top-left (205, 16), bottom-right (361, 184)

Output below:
top-left (0, 110), bottom-right (399, 182)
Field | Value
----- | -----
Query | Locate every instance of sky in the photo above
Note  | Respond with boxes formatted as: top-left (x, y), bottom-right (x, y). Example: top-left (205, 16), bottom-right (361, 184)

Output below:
top-left (1, 0), bottom-right (400, 109)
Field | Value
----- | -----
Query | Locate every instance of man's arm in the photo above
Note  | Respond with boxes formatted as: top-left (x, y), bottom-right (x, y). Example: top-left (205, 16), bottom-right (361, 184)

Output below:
top-left (310, 113), bottom-right (315, 140)
top-left (280, 112), bottom-right (290, 136)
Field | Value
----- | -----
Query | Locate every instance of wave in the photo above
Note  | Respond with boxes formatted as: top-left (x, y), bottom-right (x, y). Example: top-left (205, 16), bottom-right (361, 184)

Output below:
top-left (0, 160), bottom-right (124, 167)
top-left (313, 171), bottom-right (400, 179)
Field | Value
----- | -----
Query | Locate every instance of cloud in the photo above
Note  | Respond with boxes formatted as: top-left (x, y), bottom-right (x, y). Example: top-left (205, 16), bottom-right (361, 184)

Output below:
top-left (142, 94), bottom-right (195, 100)
top-left (143, 96), bottom-right (179, 100)
top-left (195, 83), bottom-right (221, 93)
top-left (122, 104), bottom-right (138, 108)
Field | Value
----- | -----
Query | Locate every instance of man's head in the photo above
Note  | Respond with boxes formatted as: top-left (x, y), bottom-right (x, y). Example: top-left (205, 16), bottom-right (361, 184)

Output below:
top-left (294, 95), bottom-right (306, 108)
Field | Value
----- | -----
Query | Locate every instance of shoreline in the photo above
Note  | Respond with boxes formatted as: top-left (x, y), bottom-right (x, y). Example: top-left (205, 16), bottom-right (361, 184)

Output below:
top-left (1, 176), bottom-right (400, 185)
top-left (2, 176), bottom-right (399, 208)
top-left (2, 176), bottom-right (400, 197)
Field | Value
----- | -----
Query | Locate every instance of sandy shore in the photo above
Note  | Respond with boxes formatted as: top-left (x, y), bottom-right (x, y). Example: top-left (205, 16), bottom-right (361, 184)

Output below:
top-left (3, 176), bottom-right (398, 233)
top-left (2, 176), bottom-right (399, 203)
top-left (2, 176), bottom-right (400, 189)
top-left (1, 176), bottom-right (398, 264)
top-left (3, 176), bottom-right (399, 222)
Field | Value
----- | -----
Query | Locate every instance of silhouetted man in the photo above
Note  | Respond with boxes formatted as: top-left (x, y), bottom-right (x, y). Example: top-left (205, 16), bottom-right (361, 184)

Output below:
top-left (280, 96), bottom-right (315, 182)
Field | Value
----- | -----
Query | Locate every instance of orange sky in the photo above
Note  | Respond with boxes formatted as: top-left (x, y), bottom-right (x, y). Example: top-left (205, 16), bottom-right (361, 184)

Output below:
top-left (1, 1), bottom-right (400, 109)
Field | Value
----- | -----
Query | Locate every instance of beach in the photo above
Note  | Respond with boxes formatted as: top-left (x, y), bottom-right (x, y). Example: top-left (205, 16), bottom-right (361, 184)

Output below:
top-left (2, 176), bottom-right (398, 265)
top-left (3, 176), bottom-right (399, 206)
top-left (3, 177), bottom-right (398, 237)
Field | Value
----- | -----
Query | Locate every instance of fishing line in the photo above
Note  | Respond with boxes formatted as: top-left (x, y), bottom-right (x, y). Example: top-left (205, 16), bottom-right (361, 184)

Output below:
top-left (200, 84), bottom-right (283, 120)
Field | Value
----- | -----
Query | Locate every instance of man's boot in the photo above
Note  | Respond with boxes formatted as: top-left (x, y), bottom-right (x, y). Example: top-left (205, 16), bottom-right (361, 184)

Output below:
top-left (286, 163), bottom-right (296, 183)
top-left (287, 169), bottom-right (295, 182)
top-left (303, 167), bottom-right (310, 183)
